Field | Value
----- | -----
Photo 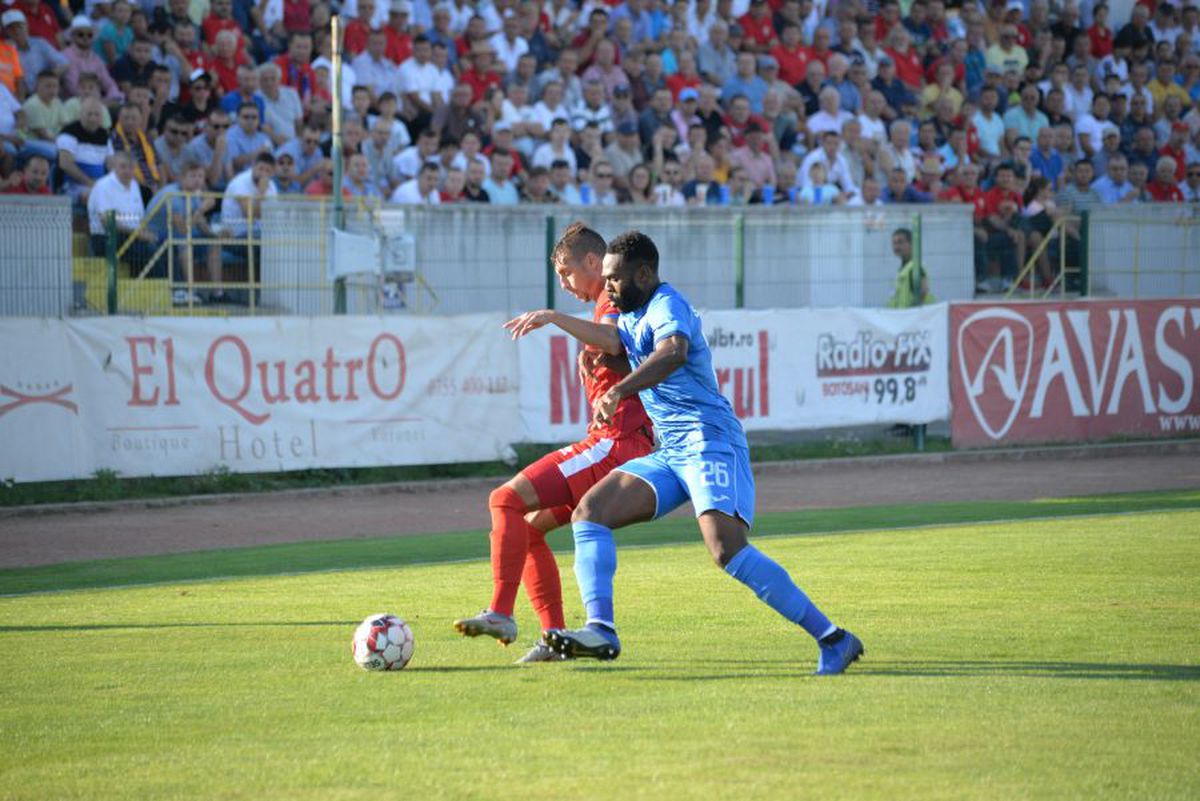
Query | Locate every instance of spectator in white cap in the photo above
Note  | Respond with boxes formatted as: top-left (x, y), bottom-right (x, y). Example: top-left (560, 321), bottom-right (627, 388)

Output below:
top-left (3, 9), bottom-right (67, 97)
top-left (62, 16), bottom-right (124, 101)
top-left (383, 0), bottom-right (415, 66)
top-left (1091, 125), bottom-right (1124, 177)
top-left (311, 55), bottom-right (357, 110)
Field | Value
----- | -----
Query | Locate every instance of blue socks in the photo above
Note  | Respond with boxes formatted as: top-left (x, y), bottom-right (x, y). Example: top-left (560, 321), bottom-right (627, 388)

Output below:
top-left (572, 521), bottom-right (616, 629)
top-left (724, 545), bottom-right (836, 641)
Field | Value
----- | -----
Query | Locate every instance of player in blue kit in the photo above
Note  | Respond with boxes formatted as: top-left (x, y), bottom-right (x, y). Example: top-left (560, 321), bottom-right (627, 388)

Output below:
top-left (504, 231), bottom-right (864, 675)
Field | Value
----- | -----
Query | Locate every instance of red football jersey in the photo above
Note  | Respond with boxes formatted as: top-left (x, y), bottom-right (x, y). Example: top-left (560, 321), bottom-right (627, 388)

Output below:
top-left (587, 295), bottom-right (652, 441)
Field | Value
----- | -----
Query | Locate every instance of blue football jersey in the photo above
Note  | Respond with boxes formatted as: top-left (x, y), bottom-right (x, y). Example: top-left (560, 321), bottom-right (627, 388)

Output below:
top-left (616, 283), bottom-right (748, 453)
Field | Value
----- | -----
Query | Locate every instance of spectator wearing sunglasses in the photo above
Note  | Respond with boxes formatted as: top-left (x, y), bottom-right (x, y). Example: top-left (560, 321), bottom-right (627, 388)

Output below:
top-left (62, 17), bottom-right (123, 102)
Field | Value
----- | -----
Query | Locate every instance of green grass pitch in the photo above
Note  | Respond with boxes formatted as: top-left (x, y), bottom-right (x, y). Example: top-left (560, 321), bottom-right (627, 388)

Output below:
top-left (0, 498), bottom-right (1197, 800)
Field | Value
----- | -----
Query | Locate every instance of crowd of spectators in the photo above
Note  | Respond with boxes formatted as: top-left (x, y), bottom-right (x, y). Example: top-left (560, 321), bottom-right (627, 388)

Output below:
top-left (2, 0), bottom-right (1200, 296)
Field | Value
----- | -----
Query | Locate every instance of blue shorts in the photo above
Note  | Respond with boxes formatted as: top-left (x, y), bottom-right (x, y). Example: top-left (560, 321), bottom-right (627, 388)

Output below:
top-left (616, 445), bottom-right (756, 528)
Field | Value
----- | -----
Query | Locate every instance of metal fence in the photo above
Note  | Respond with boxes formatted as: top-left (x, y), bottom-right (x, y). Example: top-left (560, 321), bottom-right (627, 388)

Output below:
top-left (275, 203), bottom-right (977, 317)
top-left (1087, 206), bottom-right (1200, 299)
top-left (0, 196), bottom-right (74, 317)
top-left (6, 196), bottom-right (1196, 319)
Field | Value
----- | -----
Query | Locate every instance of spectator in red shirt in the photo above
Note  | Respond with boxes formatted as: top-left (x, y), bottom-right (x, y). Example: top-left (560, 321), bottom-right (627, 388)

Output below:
top-left (202, 0), bottom-right (243, 51)
top-left (570, 8), bottom-right (611, 71)
top-left (981, 162), bottom-right (1026, 292)
top-left (771, 23), bottom-right (809, 86)
top-left (738, 0), bottom-right (777, 54)
top-left (1160, 122), bottom-right (1190, 182)
top-left (806, 26), bottom-right (835, 71)
top-left (0, 153), bottom-right (51, 194)
top-left (1088, 3), bottom-right (1114, 58)
top-left (884, 27), bottom-right (923, 90)
top-left (343, 0), bottom-right (377, 56)
top-left (875, 0), bottom-right (903, 44)
top-left (14, 0), bottom-right (58, 48)
top-left (938, 162), bottom-right (988, 221)
top-left (274, 31), bottom-right (317, 104)
top-left (1146, 157), bottom-right (1185, 202)
top-left (722, 94), bottom-right (768, 148)
top-left (665, 50), bottom-right (702, 102)
top-left (459, 44), bottom-right (502, 104)
top-left (384, 0), bottom-right (414, 66)
top-left (209, 29), bottom-right (247, 94)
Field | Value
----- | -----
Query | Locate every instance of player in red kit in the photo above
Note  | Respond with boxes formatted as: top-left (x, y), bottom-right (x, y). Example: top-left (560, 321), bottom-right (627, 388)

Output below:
top-left (453, 222), bottom-right (654, 662)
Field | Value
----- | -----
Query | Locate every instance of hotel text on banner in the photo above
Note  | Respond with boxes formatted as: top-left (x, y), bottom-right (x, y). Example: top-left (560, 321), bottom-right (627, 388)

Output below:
top-left (0, 316), bottom-right (519, 482)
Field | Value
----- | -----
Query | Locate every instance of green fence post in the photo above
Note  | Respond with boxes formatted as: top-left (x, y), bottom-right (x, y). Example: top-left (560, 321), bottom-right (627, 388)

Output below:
top-left (911, 211), bottom-right (925, 452)
top-left (734, 213), bottom-right (745, 309)
top-left (105, 211), bottom-right (118, 315)
top-left (545, 215), bottom-right (556, 310)
top-left (1078, 210), bottom-right (1089, 297)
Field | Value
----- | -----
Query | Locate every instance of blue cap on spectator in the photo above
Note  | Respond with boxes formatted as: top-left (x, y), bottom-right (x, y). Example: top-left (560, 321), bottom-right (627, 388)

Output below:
top-left (617, 121), bottom-right (637, 135)
top-left (679, 87), bottom-right (699, 102)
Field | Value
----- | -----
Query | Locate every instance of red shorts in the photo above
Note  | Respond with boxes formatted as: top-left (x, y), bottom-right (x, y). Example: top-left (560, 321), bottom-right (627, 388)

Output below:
top-left (522, 431), bottom-right (654, 526)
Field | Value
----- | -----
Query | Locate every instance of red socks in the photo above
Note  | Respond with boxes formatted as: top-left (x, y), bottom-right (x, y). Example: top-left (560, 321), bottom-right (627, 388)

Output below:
top-left (488, 486), bottom-right (527, 617)
top-left (487, 485), bottom-right (567, 630)
top-left (523, 526), bottom-right (565, 631)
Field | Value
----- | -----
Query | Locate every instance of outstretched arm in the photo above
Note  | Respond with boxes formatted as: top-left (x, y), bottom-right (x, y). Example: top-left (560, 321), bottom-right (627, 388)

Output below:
top-left (594, 334), bottom-right (688, 423)
top-left (504, 309), bottom-right (624, 355)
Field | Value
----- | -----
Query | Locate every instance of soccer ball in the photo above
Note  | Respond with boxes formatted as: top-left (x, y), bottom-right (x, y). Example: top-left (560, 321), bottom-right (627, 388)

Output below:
top-left (352, 613), bottom-right (414, 671)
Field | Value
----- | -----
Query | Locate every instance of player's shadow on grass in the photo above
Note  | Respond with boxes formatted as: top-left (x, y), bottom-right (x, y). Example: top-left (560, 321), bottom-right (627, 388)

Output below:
top-left (629, 659), bottom-right (1200, 682)
top-left (857, 660), bottom-right (1200, 682)
top-left (0, 621), bottom-right (359, 632)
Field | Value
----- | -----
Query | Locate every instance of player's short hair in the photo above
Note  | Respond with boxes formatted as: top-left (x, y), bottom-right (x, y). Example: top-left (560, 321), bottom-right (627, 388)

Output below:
top-left (552, 221), bottom-right (606, 265)
top-left (606, 231), bottom-right (659, 275)
top-left (892, 227), bottom-right (912, 244)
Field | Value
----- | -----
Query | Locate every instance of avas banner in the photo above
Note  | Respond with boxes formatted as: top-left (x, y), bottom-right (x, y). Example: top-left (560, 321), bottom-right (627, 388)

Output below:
top-left (950, 299), bottom-right (1200, 448)
top-left (518, 306), bottom-right (949, 441)
top-left (0, 316), bottom-right (519, 482)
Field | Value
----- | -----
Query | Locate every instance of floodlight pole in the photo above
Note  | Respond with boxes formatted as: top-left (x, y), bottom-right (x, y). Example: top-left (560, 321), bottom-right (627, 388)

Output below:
top-left (331, 15), bottom-right (347, 314)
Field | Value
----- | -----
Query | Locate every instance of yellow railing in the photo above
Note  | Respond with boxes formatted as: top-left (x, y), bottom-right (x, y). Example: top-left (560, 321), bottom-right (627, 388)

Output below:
top-left (113, 191), bottom-right (382, 314)
top-left (1004, 214), bottom-right (1081, 301)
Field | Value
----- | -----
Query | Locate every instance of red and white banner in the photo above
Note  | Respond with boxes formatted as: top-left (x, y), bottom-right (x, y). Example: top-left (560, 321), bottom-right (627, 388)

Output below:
top-left (0, 316), bottom-right (519, 482)
top-left (519, 306), bottom-right (950, 441)
top-left (951, 299), bottom-right (1200, 447)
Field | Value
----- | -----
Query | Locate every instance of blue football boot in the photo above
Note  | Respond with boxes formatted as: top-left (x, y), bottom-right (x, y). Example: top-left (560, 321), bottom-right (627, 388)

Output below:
top-left (814, 629), bottom-right (864, 675)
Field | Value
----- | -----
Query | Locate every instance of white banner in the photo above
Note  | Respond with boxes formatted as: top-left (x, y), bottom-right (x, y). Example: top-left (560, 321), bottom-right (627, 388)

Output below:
top-left (1, 306), bottom-right (949, 482)
top-left (517, 305), bottom-right (949, 440)
top-left (0, 315), bottom-right (519, 483)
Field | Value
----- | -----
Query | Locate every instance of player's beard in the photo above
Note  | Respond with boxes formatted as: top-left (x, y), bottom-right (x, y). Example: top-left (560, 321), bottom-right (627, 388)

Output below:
top-left (610, 283), bottom-right (649, 313)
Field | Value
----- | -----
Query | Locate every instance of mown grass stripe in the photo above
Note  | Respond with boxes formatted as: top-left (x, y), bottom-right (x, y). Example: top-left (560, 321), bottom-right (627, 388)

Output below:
top-left (1, 489), bottom-right (1197, 597)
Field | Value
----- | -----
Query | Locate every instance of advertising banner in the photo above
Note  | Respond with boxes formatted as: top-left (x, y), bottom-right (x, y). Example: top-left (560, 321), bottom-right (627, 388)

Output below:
top-left (0, 316), bottom-right (519, 482)
top-left (950, 299), bottom-right (1200, 447)
top-left (518, 305), bottom-right (949, 441)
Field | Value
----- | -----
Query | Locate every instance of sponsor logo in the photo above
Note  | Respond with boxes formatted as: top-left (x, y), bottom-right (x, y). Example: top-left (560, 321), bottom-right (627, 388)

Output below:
top-left (816, 330), bottom-right (933, 377)
top-left (0, 381), bottom-right (78, 417)
top-left (956, 308), bottom-right (1034, 440)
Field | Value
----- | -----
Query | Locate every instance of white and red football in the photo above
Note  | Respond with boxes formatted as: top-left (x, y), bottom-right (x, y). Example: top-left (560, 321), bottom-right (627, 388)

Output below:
top-left (352, 613), bottom-right (415, 671)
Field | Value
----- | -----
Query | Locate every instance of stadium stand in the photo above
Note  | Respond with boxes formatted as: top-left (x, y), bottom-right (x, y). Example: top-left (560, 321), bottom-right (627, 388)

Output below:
top-left (1, 0), bottom-right (1198, 302)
